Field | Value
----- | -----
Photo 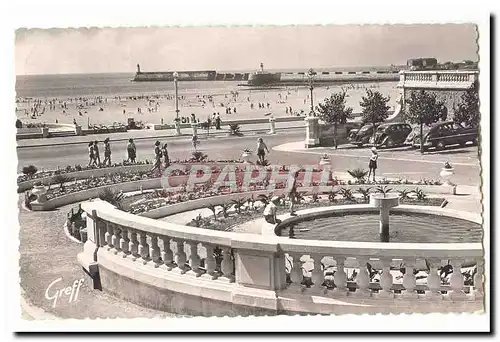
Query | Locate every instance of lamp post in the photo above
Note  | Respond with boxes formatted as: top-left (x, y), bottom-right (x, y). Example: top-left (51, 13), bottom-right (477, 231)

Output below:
top-left (307, 68), bottom-right (315, 116)
top-left (173, 71), bottom-right (181, 135)
top-left (173, 71), bottom-right (180, 120)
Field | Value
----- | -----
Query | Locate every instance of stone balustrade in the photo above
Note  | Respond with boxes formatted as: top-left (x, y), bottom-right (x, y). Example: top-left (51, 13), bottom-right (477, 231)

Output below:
top-left (398, 70), bottom-right (478, 90)
top-left (78, 199), bottom-right (484, 315)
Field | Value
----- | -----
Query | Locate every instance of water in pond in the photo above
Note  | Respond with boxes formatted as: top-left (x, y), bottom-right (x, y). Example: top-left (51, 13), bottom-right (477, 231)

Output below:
top-left (280, 212), bottom-right (482, 243)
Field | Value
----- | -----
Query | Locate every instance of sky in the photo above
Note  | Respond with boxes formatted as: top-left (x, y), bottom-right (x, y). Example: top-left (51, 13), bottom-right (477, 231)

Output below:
top-left (15, 24), bottom-right (479, 75)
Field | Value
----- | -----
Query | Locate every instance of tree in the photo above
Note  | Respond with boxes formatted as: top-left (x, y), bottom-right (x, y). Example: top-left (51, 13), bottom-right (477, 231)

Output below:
top-left (403, 90), bottom-right (447, 154)
top-left (359, 90), bottom-right (391, 137)
top-left (453, 82), bottom-right (479, 128)
top-left (316, 92), bottom-right (353, 149)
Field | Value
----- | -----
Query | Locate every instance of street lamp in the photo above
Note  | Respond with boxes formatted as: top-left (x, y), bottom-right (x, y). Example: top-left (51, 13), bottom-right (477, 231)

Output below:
top-left (173, 71), bottom-right (180, 120)
top-left (307, 68), bottom-right (315, 116)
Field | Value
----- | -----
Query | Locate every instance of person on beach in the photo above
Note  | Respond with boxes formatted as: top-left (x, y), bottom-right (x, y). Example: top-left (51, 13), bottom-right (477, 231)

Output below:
top-left (264, 196), bottom-right (282, 225)
top-left (93, 140), bottom-right (101, 166)
top-left (256, 137), bottom-right (269, 164)
top-left (103, 138), bottom-right (112, 166)
top-left (368, 147), bottom-right (378, 183)
top-left (215, 114), bottom-right (221, 130)
top-left (127, 138), bottom-right (137, 163)
top-left (151, 141), bottom-right (163, 173)
top-left (88, 142), bottom-right (95, 166)
top-left (288, 170), bottom-right (300, 216)
top-left (162, 142), bottom-right (170, 168)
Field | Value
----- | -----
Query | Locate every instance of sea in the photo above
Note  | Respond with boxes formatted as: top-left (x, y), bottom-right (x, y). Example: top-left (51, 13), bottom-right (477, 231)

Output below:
top-left (15, 65), bottom-right (403, 99)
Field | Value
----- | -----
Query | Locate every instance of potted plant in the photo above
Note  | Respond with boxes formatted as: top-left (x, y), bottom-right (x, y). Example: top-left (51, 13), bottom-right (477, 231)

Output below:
top-left (440, 161), bottom-right (455, 186)
top-left (319, 153), bottom-right (331, 165)
top-left (241, 148), bottom-right (253, 163)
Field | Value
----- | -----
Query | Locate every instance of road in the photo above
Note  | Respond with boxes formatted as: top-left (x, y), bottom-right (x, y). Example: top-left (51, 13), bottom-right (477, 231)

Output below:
top-left (16, 132), bottom-right (482, 186)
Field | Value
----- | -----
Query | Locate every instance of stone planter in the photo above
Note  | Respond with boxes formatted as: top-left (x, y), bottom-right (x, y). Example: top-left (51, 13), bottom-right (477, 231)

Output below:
top-left (319, 157), bottom-right (331, 166)
top-left (241, 152), bottom-right (253, 164)
top-left (440, 167), bottom-right (455, 186)
top-left (31, 185), bottom-right (48, 203)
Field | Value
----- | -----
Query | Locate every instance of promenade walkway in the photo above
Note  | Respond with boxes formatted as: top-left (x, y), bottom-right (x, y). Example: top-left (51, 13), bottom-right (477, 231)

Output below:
top-left (17, 121), bottom-right (305, 148)
top-left (17, 135), bottom-right (484, 319)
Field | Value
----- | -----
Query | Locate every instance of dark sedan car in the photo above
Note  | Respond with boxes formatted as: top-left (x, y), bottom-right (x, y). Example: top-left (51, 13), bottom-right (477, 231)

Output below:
top-left (348, 124), bottom-right (375, 147)
top-left (414, 121), bottom-right (478, 150)
top-left (370, 123), bottom-right (412, 148)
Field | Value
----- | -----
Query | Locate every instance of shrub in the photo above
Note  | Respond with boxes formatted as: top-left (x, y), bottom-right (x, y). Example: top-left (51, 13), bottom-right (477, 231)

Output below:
top-left (328, 189), bottom-right (340, 202)
top-left (339, 188), bottom-right (356, 202)
top-left (74, 164), bottom-right (82, 171)
top-left (357, 187), bottom-right (372, 202)
top-left (207, 204), bottom-right (219, 221)
top-left (98, 188), bottom-right (124, 210)
top-left (229, 124), bottom-right (242, 136)
top-left (220, 203), bottom-right (232, 218)
top-left (376, 185), bottom-right (393, 197)
top-left (347, 168), bottom-right (368, 182)
top-left (256, 159), bottom-right (270, 166)
top-left (53, 174), bottom-right (70, 189)
top-left (231, 198), bottom-right (246, 214)
top-left (414, 188), bottom-right (427, 201)
top-left (398, 189), bottom-right (412, 201)
top-left (15, 119), bottom-right (23, 129)
top-left (22, 165), bottom-right (38, 176)
top-left (192, 151), bottom-right (208, 162)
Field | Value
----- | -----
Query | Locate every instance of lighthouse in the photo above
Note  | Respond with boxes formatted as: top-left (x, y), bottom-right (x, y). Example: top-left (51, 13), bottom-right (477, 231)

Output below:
top-left (137, 64), bottom-right (141, 73)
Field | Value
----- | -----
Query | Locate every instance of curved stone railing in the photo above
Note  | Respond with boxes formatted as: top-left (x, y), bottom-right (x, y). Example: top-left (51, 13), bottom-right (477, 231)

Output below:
top-left (78, 200), bottom-right (484, 316)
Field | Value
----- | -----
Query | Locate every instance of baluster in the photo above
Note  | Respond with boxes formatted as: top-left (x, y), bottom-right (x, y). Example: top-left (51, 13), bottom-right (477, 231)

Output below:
top-left (128, 230), bottom-right (139, 260)
top-left (311, 255), bottom-right (325, 293)
top-left (333, 256), bottom-right (348, 296)
top-left (137, 231), bottom-right (149, 264)
top-left (473, 258), bottom-right (484, 299)
top-left (425, 259), bottom-right (442, 299)
top-left (402, 258), bottom-right (417, 299)
top-left (378, 258), bottom-right (394, 298)
top-left (119, 227), bottom-right (130, 257)
top-left (187, 241), bottom-right (202, 276)
top-left (289, 253), bottom-right (304, 291)
top-left (355, 257), bottom-right (371, 297)
top-left (104, 223), bottom-right (113, 249)
top-left (203, 244), bottom-right (217, 279)
top-left (112, 226), bottom-right (121, 254)
top-left (160, 236), bottom-right (174, 270)
top-left (97, 220), bottom-right (106, 247)
top-left (174, 239), bottom-right (187, 273)
top-left (149, 234), bottom-right (161, 267)
top-left (220, 247), bottom-right (234, 282)
top-left (449, 259), bottom-right (466, 299)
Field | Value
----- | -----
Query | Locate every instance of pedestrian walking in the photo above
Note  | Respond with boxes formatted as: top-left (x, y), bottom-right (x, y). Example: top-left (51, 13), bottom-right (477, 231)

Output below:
top-left (88, 142), bottom-right (95, 166)
top-left (288, 171), bottom-right (300, 216)
top-left (162, 142), bottom-right (170, 168)
top-left (103, 138), bottom-right (112, 166)
top-left (151, 141), bottom-right (163, 173)
top-left (215, 113), bottom-right (221, 130)
top-left (93, 140), bottom-right (101, 166)
top-left (127, 138), bottom-right (137, 163)
top-left (368, 147), bottom-right (378, 182)
top-left (256, 137), bottom-right (269, 164)
top-left (192, 135), bottom-right (199, 151)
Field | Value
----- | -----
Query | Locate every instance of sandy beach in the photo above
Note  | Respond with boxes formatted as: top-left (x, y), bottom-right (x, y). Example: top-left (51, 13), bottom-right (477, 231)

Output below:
top-left (16, 81), bottom-right (400, 127)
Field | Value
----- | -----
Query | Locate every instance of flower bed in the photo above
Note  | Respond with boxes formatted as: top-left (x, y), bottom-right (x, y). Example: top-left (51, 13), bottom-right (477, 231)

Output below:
top-left (186, 193), bottom-right (445, 232)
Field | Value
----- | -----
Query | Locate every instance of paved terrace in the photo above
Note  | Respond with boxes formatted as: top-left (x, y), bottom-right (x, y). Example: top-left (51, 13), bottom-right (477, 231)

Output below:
top-left (17, 131), bottom-right (483, 319)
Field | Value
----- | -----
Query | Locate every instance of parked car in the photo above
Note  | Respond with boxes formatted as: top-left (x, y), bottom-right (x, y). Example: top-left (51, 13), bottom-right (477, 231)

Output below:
top-left (369, 123), bottom-right (412, 148)
top-left (348, 124), bottom-right (375, 147)
top-left (405, 125), bottom-right (431, 148)
top-left (414, 121), bottom-right (478, 150)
